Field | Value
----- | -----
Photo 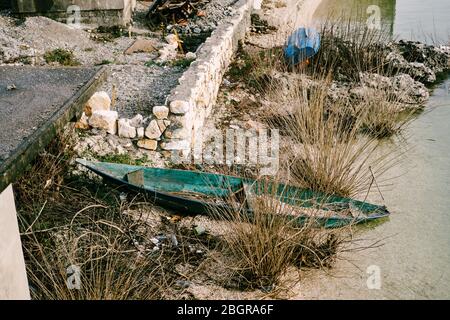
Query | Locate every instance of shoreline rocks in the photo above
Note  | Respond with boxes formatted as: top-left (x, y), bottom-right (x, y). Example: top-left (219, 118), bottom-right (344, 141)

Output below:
top-left (387, 40), bottom-right (450, 84)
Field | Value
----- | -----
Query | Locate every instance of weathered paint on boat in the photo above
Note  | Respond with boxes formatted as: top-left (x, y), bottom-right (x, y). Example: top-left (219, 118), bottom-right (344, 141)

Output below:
top-left (76, 159), bottom-right (390, 228)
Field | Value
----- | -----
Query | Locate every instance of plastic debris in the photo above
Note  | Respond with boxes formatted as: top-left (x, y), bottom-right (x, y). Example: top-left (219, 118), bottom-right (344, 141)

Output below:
top-left (150, 238), bottom-right (160, 245)
top-left (194, 225), bottom-right (206, 236)
top-left (119, 192), bottom-right (127, 202)
top-left (284, 27), bottom-right (321, 66)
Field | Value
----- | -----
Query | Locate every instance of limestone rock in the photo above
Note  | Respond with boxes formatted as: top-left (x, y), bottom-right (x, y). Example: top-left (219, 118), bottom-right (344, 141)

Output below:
top-left (353, 72), bottom-right (429, 106)
top-left (165, 34), bottom-right (179, 46)
top-left (137, 127), bottom-right (145, 139)
top-left (186, 52), bottom-right (197, 60)
top-left (129, 114), bottom-right (144, 128)
top-left (137, 139), bottom-right (158, 150)
top-left (145, 120), bottom-right (162, 139)
top-left (392, 74), bottom-right (429, 104)
top-left (170, 100), bottom-right (190, 114)
top-left (395, 40), bottom-right (450, 75)
top-left (75, 112), bottom-right (90, 130)
top-left (158, 44), bottom-right (178, 62)
top-left (118, 118), bottom-right (137, 139)
top-left (157, 119), bottom-right (168, 133)
top-left (89, 110), bottom-right (118, 135)
top-left (153, 105), bottom-right (169, 119)
top-left (160, 139), bottom-right (190, 150)
top-left (158, 35), bottom-right (179, 62)
top-left (84, 91), bottom-right (111, 116)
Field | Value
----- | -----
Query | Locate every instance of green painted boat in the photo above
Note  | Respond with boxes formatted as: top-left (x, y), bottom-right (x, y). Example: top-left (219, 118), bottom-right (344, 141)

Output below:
top-left (76, 159), bottom-right (390, 228)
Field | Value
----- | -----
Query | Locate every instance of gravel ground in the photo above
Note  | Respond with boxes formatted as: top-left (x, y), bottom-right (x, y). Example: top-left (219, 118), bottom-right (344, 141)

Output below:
top-left (0, 3), bottom-right (184, 118)
top-left (0, 0), bottom-right (242, 118)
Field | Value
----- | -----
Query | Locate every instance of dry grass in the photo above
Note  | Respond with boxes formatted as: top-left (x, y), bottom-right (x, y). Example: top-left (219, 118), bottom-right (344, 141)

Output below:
top-left (14, 129), bottom-right (215, 300)
top-left (263, 77), bottom-right (399, 198)
top-left (197, 21), bottom-right (413, 291)
top-left (308, 20), bottom-right (395, 82)
top-left (357, 89), bottom-right (417, 138)
top-left (203, 172), bottom-right (351, 292)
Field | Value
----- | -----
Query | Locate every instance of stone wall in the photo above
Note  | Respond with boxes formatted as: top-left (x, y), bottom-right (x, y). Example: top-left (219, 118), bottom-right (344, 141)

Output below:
top-left (11, 0), bottom-right (136, 26)
top-left (160, 0), bottom-right (256, 154)
top-left (159, 0), bottom-right (324, 154)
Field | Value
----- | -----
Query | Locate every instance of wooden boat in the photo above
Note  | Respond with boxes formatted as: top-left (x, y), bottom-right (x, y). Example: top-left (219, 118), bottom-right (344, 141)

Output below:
top-left (76, 159), bottom-right (390, 228)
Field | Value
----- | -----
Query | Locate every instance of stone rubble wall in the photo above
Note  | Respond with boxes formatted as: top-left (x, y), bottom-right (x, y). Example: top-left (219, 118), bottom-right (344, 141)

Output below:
top-left (160, 0), bottom-right (325, 153)
top-left (79, 0), bottom-right (327, 155)
top-left (161, 0), bottom-right (256, 153)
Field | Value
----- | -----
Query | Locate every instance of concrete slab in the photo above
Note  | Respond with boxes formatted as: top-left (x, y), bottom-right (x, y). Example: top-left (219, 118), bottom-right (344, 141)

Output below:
top-left (11, 0), bottom-right (136, 26)
top-left (0, 184), bottom-right (30, 300)
top-left (0, 66), bottom-right (106, 192)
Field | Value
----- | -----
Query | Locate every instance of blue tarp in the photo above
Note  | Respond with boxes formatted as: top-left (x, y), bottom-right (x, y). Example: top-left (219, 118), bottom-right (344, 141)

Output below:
top-left (284, 28), bottom-right (321, 66)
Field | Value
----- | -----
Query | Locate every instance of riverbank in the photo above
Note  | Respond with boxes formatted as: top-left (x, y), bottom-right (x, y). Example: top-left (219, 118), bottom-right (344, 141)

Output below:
top-left (293, 0), bottom-right (450, 299)
top-left (204, 1), bottom-right (450, 299)
top-left (6, 0), bottom-right (450, 300)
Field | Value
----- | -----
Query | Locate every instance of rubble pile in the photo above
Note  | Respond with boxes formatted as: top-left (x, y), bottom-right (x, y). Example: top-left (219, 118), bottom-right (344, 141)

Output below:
top-left (386, 40), bottom-right (450, 84)
top-left (76, 90), bottom-right (171, 156)
top-left (148, 0), bottom-right (237, 35)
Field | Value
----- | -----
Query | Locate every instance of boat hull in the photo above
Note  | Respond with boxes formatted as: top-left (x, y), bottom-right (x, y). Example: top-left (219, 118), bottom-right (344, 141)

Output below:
top-left (76, 159), bottom-right (390, 228)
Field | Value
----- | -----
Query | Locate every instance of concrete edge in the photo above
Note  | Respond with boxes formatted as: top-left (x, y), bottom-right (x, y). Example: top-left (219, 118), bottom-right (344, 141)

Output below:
top-left (0, 66), bottom-right (107, 193)
top-left (0, 185), bottom-right (30, 300)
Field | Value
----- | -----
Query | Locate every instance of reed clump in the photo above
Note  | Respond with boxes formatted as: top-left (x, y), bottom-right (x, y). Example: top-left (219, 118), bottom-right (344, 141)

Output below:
top-left (308, 21), bottom-right (394, 82)
top-left (208, 175), bottom-right (349, 291)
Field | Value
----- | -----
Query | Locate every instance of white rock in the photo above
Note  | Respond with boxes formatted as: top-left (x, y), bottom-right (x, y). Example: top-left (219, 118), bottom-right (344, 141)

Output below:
top-left (157, 119), bottom-right (168, 133)
top-left (137, 139), bottom-right (158, 150)
top-left (118, 118), bottom-right (137, 139)
top-left (158, 44), bottom-right (178, 62)
top-left (129, 114), bottom-right (144, 128)
top-left (170, 100), bottom-right (190, 114)
top-left (116, 145), bottom-right (126, 155)
top-left (137, 127), bottom-right (145, 139)
top-left (84, 91), bottom-right (111, 116)
top-left (186, 52), bottom-right (197, 60)
top-left (75, 112), bottom-right (90, 130)
top-left (153, 105), bottom-right (169, 119)
top-left (145, 120), bottom-right (162, 139)
top-left (89, 110), bottom-right (118, 135)
top-left (165, 34), bottom-right (179, 45)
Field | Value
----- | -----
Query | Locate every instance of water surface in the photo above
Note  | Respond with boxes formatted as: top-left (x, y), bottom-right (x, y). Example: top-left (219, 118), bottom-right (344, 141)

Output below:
top-left (299, 0), bottom-right (450, 299)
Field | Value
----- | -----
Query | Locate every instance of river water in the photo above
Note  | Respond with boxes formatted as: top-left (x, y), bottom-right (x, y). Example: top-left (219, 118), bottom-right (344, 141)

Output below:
top-left (296, 0), bottom-right (450, 299)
